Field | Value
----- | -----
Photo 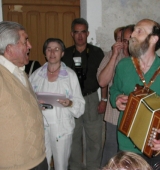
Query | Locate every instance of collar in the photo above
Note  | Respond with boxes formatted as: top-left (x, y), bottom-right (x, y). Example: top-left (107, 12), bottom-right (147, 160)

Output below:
top-left (38, 61), bottom-right (68, 79)
top-left (73, 44), bottom-right (89, 54)
top-left (151, 53), bottom-right (160, 68)
top-left (0, 55), bottom-right (25, 73)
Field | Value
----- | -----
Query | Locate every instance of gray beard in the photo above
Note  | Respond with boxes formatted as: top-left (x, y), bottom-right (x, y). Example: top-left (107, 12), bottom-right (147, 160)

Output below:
top-left (129, 37), bottom-right (149, 58)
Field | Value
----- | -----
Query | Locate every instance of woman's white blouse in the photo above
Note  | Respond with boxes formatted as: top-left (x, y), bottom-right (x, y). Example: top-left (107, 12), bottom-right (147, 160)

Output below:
top-left (29, 62), bottom-right (85, 137)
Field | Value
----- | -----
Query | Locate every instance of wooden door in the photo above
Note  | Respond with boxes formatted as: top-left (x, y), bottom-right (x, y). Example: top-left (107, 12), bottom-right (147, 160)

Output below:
top-left (2, 0), bottom-right (80, 65)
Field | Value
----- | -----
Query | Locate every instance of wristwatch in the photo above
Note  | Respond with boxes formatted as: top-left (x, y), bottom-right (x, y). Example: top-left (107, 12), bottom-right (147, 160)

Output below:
top-left (101, 98), bottom-right (107, 102)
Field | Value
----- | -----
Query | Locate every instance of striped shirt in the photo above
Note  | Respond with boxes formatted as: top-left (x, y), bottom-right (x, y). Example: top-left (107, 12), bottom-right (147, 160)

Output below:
top-left (97, 50), bottom-right (125, 125)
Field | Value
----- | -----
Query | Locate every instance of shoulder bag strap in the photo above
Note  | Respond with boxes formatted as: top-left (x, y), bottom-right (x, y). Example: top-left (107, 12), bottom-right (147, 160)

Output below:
top-left (132, 57), bottom-right (160, 88)
top-left (131, 57), bottom-right (147, 87)
top-left (147, 66), bottom-right (160, 87)
top-left (29, 61), bottom-right (35, 77)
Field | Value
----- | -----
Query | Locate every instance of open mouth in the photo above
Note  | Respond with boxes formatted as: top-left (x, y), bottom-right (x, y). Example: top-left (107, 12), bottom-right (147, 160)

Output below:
top-left (27, 49), bottom-right (30, 56)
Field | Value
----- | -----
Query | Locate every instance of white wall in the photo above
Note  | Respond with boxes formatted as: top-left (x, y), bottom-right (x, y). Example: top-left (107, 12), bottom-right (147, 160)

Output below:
top-left (81, 0), bottom-right (102, 46)
top-left (1, 0), bottom-right (160, 54)
top-left (81, 0), bottom-right (160, 55)
top-left (0, 0), bottom-right (2, 21)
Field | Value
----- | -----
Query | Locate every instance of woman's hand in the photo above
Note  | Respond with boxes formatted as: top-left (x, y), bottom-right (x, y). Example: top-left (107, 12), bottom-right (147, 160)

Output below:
top-left (58, 99), bottom-right (73, 107)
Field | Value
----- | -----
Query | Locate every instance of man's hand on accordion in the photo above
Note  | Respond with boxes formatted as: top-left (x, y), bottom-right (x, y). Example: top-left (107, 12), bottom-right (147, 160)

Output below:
top-left (151, 129), bottom-right (160, 152)
top-left (116, 94), bottom-right (128, 111)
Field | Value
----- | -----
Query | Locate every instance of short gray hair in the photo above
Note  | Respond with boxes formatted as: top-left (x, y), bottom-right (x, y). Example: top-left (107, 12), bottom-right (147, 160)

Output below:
top-left (43, 38), bottom-right (65, 56)
top-left (71, 18), bottom-right (89, 32)
top-left (0, 21), bottom-right (25, 55)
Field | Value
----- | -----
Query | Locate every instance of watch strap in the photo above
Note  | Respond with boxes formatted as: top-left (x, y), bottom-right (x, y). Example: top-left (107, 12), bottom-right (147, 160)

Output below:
top-left (101, 98), bottom-right (107, 102)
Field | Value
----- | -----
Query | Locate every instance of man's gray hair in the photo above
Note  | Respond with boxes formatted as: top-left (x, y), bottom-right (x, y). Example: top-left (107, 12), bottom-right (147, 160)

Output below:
top-left (0, 21), bottom-right (25, 55)
top-left (71, 18), bottom-right (89, 31)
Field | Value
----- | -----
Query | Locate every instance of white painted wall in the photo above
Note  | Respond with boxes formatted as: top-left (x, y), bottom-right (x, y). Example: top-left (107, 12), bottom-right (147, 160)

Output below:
top-left (0, 0), bottom-right (2, 21)
top-left (0, 0), bottom-right (160, 54)
top-left (81, 0), bottom-right (160, 55)
top-left (81, 0), bottom-right (102, 46)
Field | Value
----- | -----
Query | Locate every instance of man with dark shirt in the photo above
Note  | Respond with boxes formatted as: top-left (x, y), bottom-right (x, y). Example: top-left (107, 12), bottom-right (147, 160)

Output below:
top-left (62, 18), bottom-right (107, 170)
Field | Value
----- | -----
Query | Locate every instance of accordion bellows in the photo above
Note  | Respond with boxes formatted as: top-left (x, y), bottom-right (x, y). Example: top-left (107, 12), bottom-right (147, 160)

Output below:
top-left (119, 85), bottom-right (160, 158)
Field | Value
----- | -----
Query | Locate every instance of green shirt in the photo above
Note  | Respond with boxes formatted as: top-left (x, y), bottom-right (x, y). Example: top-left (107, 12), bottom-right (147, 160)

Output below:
top-left (110, 54), bottom-right (160, 154)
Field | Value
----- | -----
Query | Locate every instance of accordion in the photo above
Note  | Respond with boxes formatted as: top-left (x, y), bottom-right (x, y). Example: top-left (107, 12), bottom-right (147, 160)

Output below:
top-left (119, 85), bottom-right (160, 158)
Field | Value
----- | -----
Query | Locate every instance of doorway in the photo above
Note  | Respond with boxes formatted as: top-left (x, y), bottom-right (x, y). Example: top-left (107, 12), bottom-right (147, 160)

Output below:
top-left (2, 0), bottom-right (80, 65)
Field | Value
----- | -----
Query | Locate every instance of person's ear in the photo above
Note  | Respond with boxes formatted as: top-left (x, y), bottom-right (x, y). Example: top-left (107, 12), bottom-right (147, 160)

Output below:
top-left (6, 44), bottom-right (12, 54)
top-left (150, 35), bottom-right (159, 44)
top-left (61, 51), bottom-right (64, 58)
top-left (71, 31), bottom-right (74, 37)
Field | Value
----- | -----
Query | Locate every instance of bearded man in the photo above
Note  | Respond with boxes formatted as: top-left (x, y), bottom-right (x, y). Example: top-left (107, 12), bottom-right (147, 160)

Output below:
top-left (110, 19), bottom-right (160, 168)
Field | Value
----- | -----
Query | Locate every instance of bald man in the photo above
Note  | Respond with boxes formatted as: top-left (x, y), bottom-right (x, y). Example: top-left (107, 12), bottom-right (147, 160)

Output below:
top-left (110, 19), bottom-right (160, 168)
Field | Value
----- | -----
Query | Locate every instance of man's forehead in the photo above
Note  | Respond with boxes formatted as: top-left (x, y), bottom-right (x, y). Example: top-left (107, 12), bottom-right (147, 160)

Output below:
top-left (47, 42), bottom-right (61, 47)
top-left (135, 19), bottom-right (154, 33)
top-left (74, 24), bottom-right (87, 30)
top-left (124, 28), bottom-right (132, 35)
top-left (19, 30), bottom-right (28, 37)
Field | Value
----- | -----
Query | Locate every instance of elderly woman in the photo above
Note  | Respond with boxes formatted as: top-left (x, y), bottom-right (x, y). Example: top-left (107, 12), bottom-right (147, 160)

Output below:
top-left (29, 38), bottom-right (85, 170)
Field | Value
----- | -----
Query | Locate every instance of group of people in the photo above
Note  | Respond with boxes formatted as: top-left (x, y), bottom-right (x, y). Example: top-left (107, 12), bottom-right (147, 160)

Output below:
top-left (1, 16), bottom-right (160, 170)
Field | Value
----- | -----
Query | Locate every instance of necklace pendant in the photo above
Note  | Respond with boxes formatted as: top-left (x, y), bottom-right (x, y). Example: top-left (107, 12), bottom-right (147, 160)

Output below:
top-left (47, 65), bottom-right (61, 74)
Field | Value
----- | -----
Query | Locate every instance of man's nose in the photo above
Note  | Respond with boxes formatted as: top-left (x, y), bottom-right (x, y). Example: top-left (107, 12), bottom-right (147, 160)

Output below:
top-left (78, 32), bottom-right (83, 37)
top-left (27, 41), bottom-right (32, 49)
top-left (131, 31), bottom-right (136, 38)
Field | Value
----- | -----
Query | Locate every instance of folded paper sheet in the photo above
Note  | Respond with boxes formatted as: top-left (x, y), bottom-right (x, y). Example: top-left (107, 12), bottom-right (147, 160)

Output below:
top-left (36, 92), bottom-right (67, 108)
